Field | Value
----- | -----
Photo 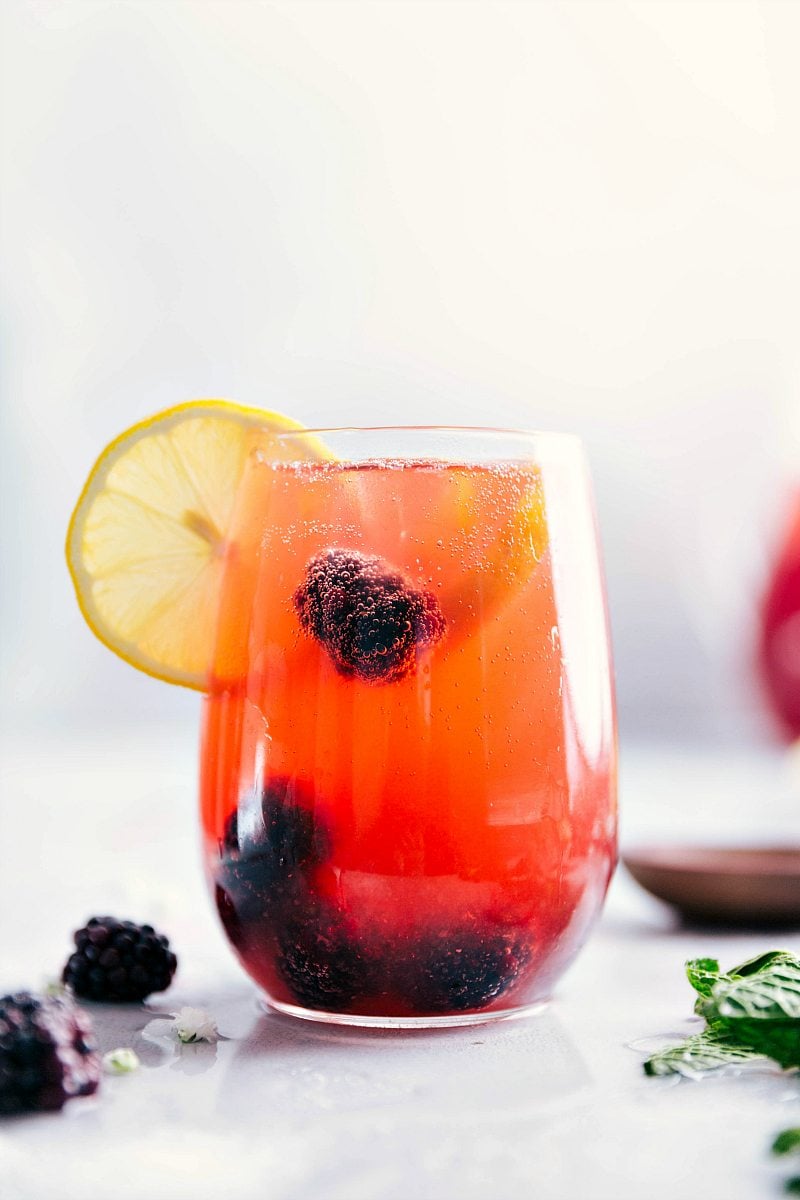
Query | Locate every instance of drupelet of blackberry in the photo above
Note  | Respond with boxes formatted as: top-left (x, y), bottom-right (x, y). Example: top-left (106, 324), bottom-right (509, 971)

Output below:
top-left (274, 900), bottom-right (377, 1011)
top-left (0, 991), bottom-right (100, 1115)
top-left (293, 548), bottom-right (446, 684)
top-left (62, 917), bottom-right (178, 1003)
top-left (402, 931), bottom-right (531, 1014)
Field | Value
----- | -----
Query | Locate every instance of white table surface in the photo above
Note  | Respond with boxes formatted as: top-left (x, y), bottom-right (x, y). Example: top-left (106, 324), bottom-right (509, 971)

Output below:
top-left (2, 725), bottom-right (800, 1200)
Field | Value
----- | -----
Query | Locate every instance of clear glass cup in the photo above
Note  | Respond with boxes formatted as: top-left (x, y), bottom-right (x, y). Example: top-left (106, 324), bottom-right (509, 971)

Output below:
top-left (200, 427), bottom-right (617, 1027)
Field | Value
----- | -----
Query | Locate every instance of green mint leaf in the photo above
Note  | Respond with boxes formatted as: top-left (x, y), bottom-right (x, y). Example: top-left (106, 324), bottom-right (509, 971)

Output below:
top-left (695, 954), bottom-right (800, 1067)
top-left (643, 1029), bottom-right (765, 1078)
top-left (646, 951), bottom-right (800, 1081)
top-left (728, 951), bottom-right (799, 978)
top-left (685, 958), bottom-right (722, 998)
top-left (715, 1019), bottom-right (800, 1069)
top-left (773, 1130), bottom-right (800, 1157)
top-left (704, 956), bottom-right (800, 1024)
top-left (785, 1177), bottom-right (800, 1195)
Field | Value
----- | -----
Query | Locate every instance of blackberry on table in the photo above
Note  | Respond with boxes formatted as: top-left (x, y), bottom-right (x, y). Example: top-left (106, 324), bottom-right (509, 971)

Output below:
top-left (275, 902), bottom-right (376, 1011)
top-left (402, 931), bottom-right (531, 1014)
top-left (0, 991), bottom-right (100, 1115)
top-left (293, 548), bottom-right (446, 684)
top-left (62, 917), bottom-right (178, 1003)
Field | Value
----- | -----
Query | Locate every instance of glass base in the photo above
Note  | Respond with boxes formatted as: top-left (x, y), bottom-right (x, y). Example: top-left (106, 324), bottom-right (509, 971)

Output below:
top-left (261, 995), bottom-right (549, 1029)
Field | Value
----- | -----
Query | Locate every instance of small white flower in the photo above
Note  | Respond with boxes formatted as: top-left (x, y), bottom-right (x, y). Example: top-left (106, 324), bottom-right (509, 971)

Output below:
top-left (172, 1006), bottom-right (219, 1044)
top-left (103, 1048), bottom-right (140, 1074)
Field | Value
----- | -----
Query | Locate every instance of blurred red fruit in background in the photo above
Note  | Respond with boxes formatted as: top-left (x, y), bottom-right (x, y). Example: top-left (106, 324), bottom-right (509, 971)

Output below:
top-left (760, 491), bottom-right (800, 738)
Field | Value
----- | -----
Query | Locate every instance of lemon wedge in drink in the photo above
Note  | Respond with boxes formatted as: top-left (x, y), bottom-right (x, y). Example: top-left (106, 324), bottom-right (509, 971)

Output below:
top-left (66, 400), bottom-right (330, 689)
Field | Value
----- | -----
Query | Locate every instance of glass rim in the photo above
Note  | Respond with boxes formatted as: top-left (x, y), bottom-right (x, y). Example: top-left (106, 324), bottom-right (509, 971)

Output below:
top-left (274, 424), bottom-right (582, 444)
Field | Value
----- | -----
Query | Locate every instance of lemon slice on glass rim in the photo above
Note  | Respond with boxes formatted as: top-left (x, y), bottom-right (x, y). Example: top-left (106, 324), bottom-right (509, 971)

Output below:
top-left (66, 399), bottom-right (331, 690)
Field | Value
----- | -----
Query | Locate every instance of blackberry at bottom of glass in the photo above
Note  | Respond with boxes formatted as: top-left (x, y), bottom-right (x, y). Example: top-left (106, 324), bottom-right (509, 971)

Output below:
top-left (213, 867), bottom-right (606, 1028)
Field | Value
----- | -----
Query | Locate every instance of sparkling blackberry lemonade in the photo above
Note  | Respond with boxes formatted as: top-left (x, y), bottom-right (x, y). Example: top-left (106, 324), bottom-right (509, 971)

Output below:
top-left (200, 427), bottom-right (617, 1025)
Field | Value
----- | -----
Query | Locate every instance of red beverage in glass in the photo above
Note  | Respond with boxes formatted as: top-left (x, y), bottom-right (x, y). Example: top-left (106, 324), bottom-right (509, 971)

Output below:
top-left (200, 428), bottom-right (616, 1026)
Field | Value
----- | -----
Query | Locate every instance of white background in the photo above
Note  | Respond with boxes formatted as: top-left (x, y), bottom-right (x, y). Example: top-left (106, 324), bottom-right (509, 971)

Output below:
top-left (3, 0), bottom-right (800, 743)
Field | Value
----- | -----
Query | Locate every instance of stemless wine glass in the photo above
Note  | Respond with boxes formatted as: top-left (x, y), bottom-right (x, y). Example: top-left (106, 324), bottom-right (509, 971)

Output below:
top-left (200, 427), bottom-right (617, 1027)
